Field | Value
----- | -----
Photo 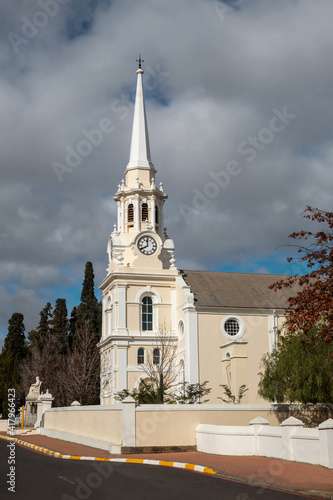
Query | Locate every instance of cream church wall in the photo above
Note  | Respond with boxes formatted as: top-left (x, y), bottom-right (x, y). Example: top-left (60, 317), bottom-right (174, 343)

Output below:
top-left (243, 314), bottom-right (271, 403)
top-left (197, 312), bottom-right (277, 404)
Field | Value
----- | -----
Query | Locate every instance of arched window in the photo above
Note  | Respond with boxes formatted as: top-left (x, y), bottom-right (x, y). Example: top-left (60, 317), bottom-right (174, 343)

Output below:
top-left (128, 203), bottom-right (134, 222)
top-left (155, 206), bottom-right (159, 224)
top-left (141, 203), bottom-right (148, 221)
top-left (153, 348), bottom-right (160, 365)
top-left (137, 348), bottom-right (144, 364)
top-left (142, 296), bottom-right (153, 331)
top-left (179, 359), bottom-right (185, 386)
top-left (178, 320), bottom-right (184, 341)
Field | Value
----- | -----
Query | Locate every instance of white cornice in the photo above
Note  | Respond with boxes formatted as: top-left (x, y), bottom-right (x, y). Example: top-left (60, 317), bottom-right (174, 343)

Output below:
top-left (99, 271), bottom-right (179, 290)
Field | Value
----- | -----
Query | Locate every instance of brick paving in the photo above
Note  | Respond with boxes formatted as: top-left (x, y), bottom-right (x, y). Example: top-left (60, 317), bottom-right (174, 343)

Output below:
top-left (3, 432), bottom-right (332, 496)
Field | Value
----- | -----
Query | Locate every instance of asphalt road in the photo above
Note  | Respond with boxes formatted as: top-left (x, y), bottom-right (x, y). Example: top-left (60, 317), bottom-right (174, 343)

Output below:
top-left (0, 440), bottom-right (316, 500)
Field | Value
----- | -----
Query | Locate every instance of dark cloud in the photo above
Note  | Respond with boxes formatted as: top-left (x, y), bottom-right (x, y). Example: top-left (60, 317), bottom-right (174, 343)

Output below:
top-left (1, 0), bottom-right (332, 344)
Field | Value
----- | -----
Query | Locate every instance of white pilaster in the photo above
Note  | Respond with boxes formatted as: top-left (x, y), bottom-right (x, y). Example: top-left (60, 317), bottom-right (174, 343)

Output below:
top-left (134, 195), bottom-right (140, 232)
top-left (112, 289), bottom-right (116, 331)
top-left (117, 343), bottom-right (128, 391)
top-left (117, 285), bottom-right (127, 331)
top-left (107, 309), bottom-right (111, 337)
top-left (117, 201), bottom-right (121, 232)
top-left (176, 276), bottom-right (199, 385)
top-left (151, 196), bottom-right (156, 232)
top-left (171, 289), bottom-right (176, 333)
top-left (111, 349), bottom-right (115, 403)
top-left (160, 201), bottom-right (164, 234)
top-left (269, 311), bottom-right (277, 352)
top-left (184, 305), bottom-right (199, 384)
top-left (102, 296), bottom-right (106, 338)
top-left (120, 198), bottom-right (125, 233)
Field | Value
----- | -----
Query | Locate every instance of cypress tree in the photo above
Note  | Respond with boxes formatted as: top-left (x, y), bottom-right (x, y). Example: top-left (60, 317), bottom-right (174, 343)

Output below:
top-left (76, 262), bottom-right (100, 342)
top-left (68, 306), bottom-right (77, 350)
top-left (28, 302), bottom-right (53, 349)
top-left (0, 313), bottom-right (28, 417)
top-left (52, 299), bottom-right (69, 353)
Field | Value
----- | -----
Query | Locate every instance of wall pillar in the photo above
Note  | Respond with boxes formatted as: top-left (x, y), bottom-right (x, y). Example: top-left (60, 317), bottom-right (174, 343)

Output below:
top-left (318, 418), bottom-right (333, 468)
top-left (249, 416), bottom-right (270, 455)
top-left (281, 416), bottom-right (304, 461)
top-left (35, 391), bottom-right (54, 429)
top-left (122, 396), bottom-right (136, 447)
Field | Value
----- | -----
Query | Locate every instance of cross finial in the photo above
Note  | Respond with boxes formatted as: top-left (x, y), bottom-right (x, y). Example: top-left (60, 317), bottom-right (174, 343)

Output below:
top-left (136, 54), bottom-right (144, 69)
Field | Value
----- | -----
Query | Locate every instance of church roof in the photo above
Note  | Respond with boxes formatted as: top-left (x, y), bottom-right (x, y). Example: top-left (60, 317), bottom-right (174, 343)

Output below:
top-left (181, 270), bottom-right (297, 310)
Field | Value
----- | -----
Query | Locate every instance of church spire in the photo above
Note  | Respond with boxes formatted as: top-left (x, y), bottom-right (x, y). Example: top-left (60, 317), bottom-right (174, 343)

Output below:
top-left (126, 57), bottom-right (154, 172)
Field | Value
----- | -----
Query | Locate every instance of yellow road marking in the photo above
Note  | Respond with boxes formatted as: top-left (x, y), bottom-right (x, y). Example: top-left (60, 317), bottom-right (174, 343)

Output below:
top-left (0, 435), bottom-right (217, 475)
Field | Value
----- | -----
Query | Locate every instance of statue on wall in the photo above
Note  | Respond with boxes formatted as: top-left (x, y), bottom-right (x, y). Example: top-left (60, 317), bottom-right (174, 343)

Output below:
top-left (28, 376), bottom-right (42, 397)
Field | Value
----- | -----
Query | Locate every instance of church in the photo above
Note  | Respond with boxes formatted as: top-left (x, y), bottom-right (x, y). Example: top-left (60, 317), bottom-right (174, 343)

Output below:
top-left (98, 60), bottom-right (292, 405)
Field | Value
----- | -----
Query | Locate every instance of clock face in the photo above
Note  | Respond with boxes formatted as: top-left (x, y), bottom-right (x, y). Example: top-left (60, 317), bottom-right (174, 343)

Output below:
top-left (138, 235), bottom-right (158, 255)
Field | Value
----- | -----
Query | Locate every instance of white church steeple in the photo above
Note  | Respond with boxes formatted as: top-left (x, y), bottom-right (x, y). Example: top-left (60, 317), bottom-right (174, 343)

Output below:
top-left (107, 57), bottom-right (175, 273)
top-left (126, 55), bottom-right (154, 173)
top-left (113, 57), bottom-right (167, 240)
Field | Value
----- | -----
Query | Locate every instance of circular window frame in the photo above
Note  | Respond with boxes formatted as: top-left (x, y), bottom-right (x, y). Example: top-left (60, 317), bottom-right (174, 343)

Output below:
top-left (221, 315), bottom-right (245, 340)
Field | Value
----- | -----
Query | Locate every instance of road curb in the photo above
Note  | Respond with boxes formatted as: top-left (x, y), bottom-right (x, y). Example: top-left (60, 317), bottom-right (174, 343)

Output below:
top-left (0, 435), bottom-right (216, 476)
top-left (211, 468), bottom-right (333, 500)
top-left (2, 435), bottom-right (332, 498)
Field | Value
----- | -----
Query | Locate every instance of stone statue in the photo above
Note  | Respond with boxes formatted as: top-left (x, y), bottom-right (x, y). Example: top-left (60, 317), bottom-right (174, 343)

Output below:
top-left (28, 376), bottom-right (42, 397)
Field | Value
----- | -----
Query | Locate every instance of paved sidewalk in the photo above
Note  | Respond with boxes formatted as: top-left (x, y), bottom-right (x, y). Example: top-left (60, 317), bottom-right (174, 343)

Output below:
top-left (2, 433), bottom-right (333, 499)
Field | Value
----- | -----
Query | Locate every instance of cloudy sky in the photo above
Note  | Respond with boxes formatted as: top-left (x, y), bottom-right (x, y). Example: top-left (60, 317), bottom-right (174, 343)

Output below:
top-left (1, 0), bottom-right (332, 345)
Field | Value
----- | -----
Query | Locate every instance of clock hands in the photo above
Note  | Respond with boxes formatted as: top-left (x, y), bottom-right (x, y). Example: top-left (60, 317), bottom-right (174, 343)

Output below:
top-left (138, 236), bottom-right (157, 255)
top-left (140, 237), bottom-right (148, 249)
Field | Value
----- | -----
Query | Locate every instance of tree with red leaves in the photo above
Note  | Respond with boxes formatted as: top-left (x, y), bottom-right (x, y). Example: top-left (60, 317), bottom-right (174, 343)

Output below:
top-left (270, 206), bottom-right (333, 342)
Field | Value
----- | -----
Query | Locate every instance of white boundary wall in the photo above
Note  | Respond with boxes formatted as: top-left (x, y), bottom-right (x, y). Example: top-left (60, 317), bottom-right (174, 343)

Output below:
top-left (196, 416), bottom-right (333, 468)
top-left (39, 401), bottom-right (333, 466)
top-left (41, 401), bottom-right (278, 453)
top-left (0, 420), bottom-right (8, 432)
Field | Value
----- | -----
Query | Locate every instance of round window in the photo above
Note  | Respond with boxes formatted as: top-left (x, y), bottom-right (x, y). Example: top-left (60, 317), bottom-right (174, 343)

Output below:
top-left (221, 316), bottom-right (245, 340)
top-left (224, 318), bottom-right (240, 336)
